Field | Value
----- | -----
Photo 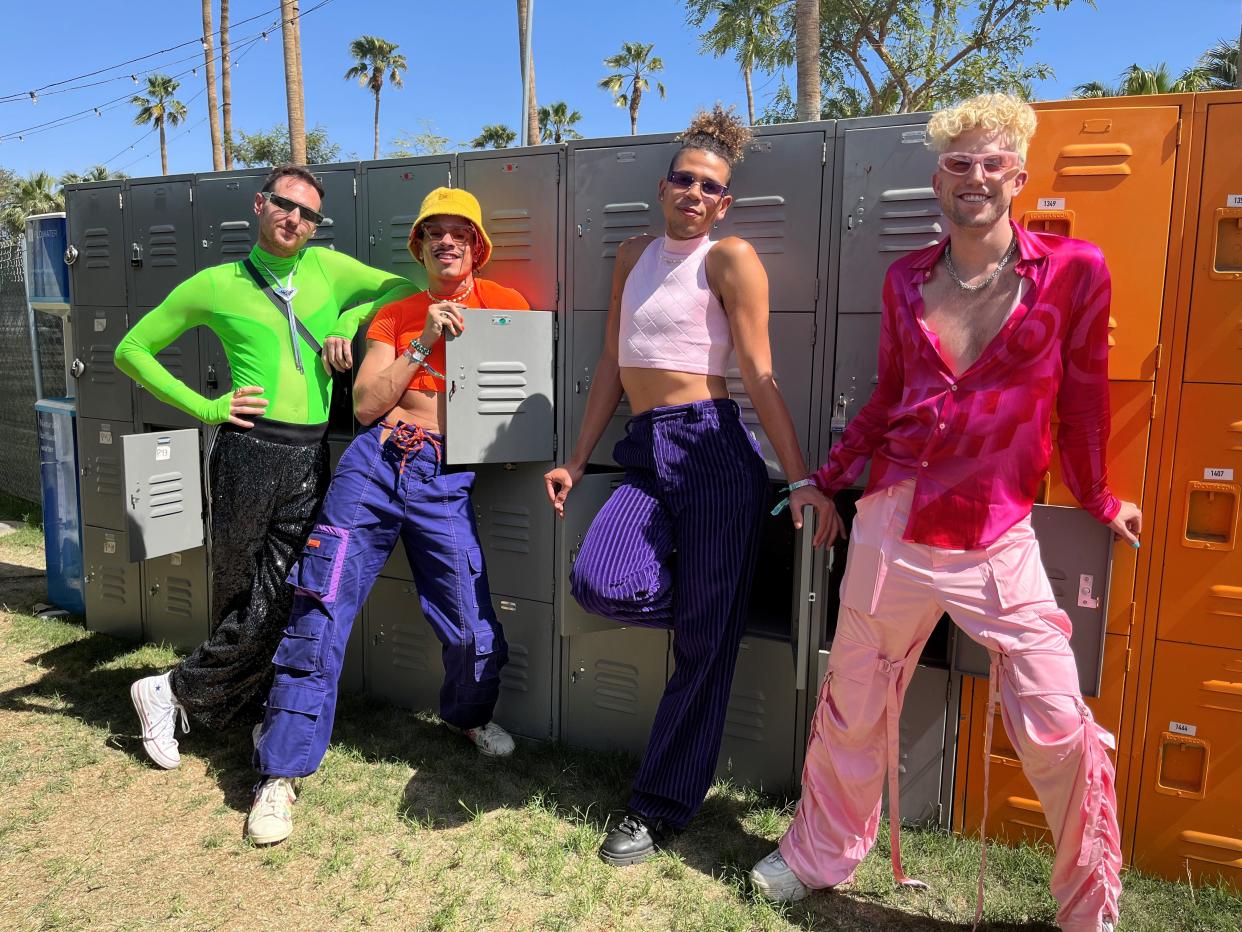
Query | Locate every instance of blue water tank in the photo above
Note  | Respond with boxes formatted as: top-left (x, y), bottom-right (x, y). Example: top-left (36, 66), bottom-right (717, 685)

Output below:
top-left (34, 397), bottom-right (84, 616)
top-left (25, 213), bottom-right (70, 312)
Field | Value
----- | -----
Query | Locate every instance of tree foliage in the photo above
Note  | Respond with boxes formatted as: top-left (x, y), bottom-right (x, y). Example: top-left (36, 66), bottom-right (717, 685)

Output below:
top-left (231, 123), bottom-right (341, 167)
top-left (538, 102), bottom-right (584, 143)
top-left (389, 120), bottom-right (455, 157)
top-left (470, 124), bottom-right (518, 149)
top-left (685, 0), bottom-right (791, 124)
top-left (1074, 62), bottom-right (1211, 98)
top-left (600, 41), bottom-right (667, 135)
top-left (1, 171), bottom-right (63, 239)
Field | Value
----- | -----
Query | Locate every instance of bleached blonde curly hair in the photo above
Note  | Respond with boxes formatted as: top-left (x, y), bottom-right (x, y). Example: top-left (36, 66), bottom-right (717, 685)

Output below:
top-left (926, 93), bottom-right (1038, 161)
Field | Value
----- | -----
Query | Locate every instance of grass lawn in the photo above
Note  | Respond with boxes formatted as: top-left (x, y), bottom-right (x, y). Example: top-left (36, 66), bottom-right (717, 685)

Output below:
top-left (0, 530), bottom-right (1238, 931)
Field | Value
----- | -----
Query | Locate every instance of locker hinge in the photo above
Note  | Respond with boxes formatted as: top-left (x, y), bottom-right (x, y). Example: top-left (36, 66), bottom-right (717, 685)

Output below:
top-left (556, 281), bottom-right (562, 305)
top-left (353, 176), bottom-right (357, 197)
top-left (553, 433), bottom-right (559, 455)
top-left (118, 192), bottom-right (123, 210)
top-left (553, 318), bottom-right (560, 341)
top-left (821, 141), bottom-right (827, 165)
top-left (188, 187), bottom-right (193, 204)
top-left (1149, 393), bottom-right (1158, 421)
top-left (1153, 342), bottom-right (1163, 372)
top-left (1175, 118), bottom-right (1183, 146)
top-left (447, 169), bottom-right (453, 188)
top-left (810, 319), bottom-right (817, 347)
top-left (1127, 601), bottom-right (1136, 633)
top-left (1125, 646), bottom-right (1132, 674)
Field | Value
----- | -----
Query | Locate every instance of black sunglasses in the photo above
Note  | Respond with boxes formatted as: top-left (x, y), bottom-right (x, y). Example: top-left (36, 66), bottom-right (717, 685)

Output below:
top-left (666, 170), bottom-right (729, 200)
top-left (262, 190), bottom-right (326, 226)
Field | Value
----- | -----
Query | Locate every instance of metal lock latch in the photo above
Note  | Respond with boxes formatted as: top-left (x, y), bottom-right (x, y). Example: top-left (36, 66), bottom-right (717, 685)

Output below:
top-left (130, 242), bottom-right (143, 268)
top-left (70, 358), bottom-right (86, 379)
top-left (64, 244), bottom-right (79, 265)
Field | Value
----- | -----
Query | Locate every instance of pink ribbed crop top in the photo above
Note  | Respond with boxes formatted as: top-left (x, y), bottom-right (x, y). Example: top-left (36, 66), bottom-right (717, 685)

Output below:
top-left (617, 234), bottom-right (732, 376)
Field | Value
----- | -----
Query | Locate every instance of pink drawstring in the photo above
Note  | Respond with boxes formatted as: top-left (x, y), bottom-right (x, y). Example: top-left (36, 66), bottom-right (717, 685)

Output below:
top-left (380, 420), bottom-right (442, 475)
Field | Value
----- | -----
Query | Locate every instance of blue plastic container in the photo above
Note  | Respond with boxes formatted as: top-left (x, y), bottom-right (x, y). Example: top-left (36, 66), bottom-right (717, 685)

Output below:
top-left (25, 213), bottom-right (70, 310)
top-left (34, 397), bottom-right (84, 615)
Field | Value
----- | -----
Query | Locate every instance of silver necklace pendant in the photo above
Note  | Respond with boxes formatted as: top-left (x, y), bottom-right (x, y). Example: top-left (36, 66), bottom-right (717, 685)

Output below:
top-left (945, 238), bottom-right (1017, 292)
top-left (274, 286), bottom-right (298, 303)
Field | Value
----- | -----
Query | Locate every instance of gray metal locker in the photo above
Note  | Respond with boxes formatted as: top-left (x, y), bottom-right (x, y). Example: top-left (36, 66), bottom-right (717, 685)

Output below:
top-left (471, 462), bottom-right (555, 604)
top-left (569, 135), bottom-right (680, 310)
top-left (491, 594), bottom-right (555, 740)
top-left (124, 178), bottom-right (196, 308)
top-left (64, 182), bottom-right (127, 307)
top-left (83, 525), bottom-right (142, 640)
top-left (77, 417), bottom-right (134, 530)
top-left (836, 118), bottom-right (944, 316)
top-left (953, 505), bottom-right (1113, 697)
top-left (142, 546), bottom-right (209, 651)
top-left (713, 127), bottom-right (830, 312)
top-left (193, 171), bottom-right (267, 266)
top-left (725, 313), bottom-right (816, 479)
top-left (827, 312), bottom-right (881, 487)
top-left (567, 309), bottom-right (632, 468)
top-left (457, 147), bottom-right (564, 311)
top-left (881, 664), bottom-right (956, 826)
top-left (71, 305), bottom-right (133, 421)
top-left (200, 329), bottom-right (231, 409)
top-left (557, 471), bottom-right (627, 636)
top-left (444, 308), bottom-right (555, 464)
top-left (364, 576), bottom-right (442, 714)
top-left (715, 635), bottom-right (798, 791)
top-left (132, 319), bottom-right (200, 430)
top-left (121, 428), bottom-right (204, 561)
top-left (305, 167), bottom-right (361, 258)
top-left (561, 625), bottom-right (670, 756)
top-left (362, 157), bottom-right (454, 283)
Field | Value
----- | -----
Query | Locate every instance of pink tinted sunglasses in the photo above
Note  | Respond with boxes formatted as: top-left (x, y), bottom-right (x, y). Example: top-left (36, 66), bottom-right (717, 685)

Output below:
top-left (937, 151), bottom-right (1023, 176)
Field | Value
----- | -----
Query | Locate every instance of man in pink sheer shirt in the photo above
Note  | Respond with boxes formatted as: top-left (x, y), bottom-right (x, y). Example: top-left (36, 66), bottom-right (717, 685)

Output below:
top-left (750, 94), bottom-right (1140, 932)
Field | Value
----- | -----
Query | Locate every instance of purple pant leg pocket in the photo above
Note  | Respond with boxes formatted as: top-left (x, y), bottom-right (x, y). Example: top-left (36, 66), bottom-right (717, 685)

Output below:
top-left (286, 524), bottom-right (351, 605)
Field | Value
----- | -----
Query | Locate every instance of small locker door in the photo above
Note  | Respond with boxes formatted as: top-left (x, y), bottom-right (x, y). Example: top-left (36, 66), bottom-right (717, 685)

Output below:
top-left (443, 308), bottom-right (555, 464)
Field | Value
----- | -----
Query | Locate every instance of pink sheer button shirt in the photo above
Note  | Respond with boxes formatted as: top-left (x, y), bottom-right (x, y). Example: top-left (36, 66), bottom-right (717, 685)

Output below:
top-left (814, 220), bottom-right (1121, 549)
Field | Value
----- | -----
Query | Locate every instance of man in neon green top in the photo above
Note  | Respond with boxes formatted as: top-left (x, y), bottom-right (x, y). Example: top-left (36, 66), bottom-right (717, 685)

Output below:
top-left (119, 164), bottom-right (411, 770)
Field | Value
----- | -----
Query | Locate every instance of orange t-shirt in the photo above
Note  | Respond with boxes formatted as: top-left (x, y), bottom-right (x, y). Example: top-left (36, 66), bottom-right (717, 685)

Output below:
top-left (366, 279), bottom-right (531, 392)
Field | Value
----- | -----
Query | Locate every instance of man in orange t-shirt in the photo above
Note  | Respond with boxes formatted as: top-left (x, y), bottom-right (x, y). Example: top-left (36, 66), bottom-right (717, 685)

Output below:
top-left (247, 188), bottom-right (530, 845)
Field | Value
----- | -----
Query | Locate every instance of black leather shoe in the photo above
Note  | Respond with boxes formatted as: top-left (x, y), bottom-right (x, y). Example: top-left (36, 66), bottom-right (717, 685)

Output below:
top-left (599, 813), bottom-right (669, 867)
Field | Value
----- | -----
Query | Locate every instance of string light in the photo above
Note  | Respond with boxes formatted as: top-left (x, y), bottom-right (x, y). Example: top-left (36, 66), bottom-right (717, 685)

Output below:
top-left (28, 91), bottom-right (37, 104)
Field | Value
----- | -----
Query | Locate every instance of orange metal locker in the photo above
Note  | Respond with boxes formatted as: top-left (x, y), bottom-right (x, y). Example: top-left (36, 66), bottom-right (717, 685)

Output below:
top-left (955, 633), bottom-right (1131, 847)
top-left (1184, 99), bottom-right (1242, 385)
top-left (1044, 380), bottom-right (1154, 636)
top-left (1021, 103), bottom-right (1182, 381)
top-left (1132, 640), bottom-right (1242, 889)
top-left (1155, 382), bottom-right (1242, 651)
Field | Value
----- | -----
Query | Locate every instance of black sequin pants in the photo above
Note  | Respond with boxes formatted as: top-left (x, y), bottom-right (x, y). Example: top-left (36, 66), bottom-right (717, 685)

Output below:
top-left (169, 427), bottom-right (329, 730)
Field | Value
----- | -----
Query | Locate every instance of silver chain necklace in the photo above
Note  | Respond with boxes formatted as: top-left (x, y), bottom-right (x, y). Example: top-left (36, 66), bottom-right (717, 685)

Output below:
top-left (944, 237), bottom-right (1018, 292)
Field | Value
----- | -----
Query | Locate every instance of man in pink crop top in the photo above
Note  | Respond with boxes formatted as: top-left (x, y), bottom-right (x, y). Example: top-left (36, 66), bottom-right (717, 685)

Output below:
top-left (750, 94), bottom-right (1138, 932)
top-left (545, 106), bottom-right (834, 867)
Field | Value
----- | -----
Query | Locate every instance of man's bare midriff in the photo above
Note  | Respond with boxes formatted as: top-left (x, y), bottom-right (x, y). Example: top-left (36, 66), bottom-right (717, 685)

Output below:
top-left (383, 388), bottom-right (445, 435)
top-left (620, 367), bottom-right (729, 415)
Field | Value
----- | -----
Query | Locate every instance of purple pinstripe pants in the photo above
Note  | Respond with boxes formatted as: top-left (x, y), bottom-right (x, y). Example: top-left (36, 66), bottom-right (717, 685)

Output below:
top-left (570, 398), bottom-right (769, 829)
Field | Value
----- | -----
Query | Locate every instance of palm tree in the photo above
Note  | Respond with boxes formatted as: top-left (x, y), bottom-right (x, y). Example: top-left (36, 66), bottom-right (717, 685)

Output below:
top-left (1073, 63), bottom-right (1209, 98)
top-left (1198, 38), bottom-right (1239, 90)
top-left (686, 0), bottom-right (789, 125)
top-left (345, 36), bottom-right (409, 160)
top-left (1, 171), bottom-right (63, 238)
top-left (471, 124), bottom-right (518, 149)
top-left (280, 0), bottom-right (306, 163)
top-left (131, 74), bottom-right (188, 175)
top-left (201, 0), bottom-right (224, 169)
top-left (517, 0), bottom-right (538, 146)
top-left (58, 166), bottom-right (125, 186)
top-left (221, 0), bottom-right (235, 169)
top-left (599, 42), bottom-right (667, 136)
top-left (794, 0), bottom-right (819, 121)
top-left (538, 102), bottom-right (584, 144)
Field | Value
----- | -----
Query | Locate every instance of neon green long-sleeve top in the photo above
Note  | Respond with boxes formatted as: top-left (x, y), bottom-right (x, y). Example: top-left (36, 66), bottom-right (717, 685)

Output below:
top-left (114, 244), bottom-right (413, 425)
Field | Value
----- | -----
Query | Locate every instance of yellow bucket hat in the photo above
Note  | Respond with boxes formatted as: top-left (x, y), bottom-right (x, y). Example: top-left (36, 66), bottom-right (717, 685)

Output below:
top-left (406, 186), bottom-right (493, 270)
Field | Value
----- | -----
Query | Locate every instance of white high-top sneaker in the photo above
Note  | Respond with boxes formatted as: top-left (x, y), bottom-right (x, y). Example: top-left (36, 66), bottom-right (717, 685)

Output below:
top-left (750, 849), bottom-right (810, 902)
top-left (448, 721), bottom-right (515, 758)
top-left (246, 777), bottom-right (297, 845)
top-left (130, 672), bottom-right (189, 769)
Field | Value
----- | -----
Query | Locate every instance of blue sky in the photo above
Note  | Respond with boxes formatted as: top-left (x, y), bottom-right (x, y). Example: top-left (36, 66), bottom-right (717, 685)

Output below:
top-left (1, 0), bottom-right (1238, 180)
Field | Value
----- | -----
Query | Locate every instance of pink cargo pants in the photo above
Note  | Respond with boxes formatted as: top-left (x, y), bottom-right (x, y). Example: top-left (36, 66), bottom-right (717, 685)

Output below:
top-left (780, 480), bottom-right (1120, 932)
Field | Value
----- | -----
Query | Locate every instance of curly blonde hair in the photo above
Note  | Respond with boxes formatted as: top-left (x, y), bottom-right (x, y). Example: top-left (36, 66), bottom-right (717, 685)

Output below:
top-left (926, 93), bottom-right (1038, 160)
top-left (676, 104), bottom-right (752, 171)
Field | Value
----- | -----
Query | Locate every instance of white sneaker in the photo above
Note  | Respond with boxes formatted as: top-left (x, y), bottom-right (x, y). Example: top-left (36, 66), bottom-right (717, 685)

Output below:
top-left (750, 849), bottom-right (810, 902)
top-left (450, 721), bottom-right (515, 758)
top-left (1101, 919), bottom-right (1116, 932)
top-left (246, 777), bottom-right (296, 845)
top-left (130, 672), bottom-right (189, 770)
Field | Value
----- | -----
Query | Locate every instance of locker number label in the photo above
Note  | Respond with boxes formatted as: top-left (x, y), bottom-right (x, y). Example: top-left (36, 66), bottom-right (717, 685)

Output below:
top-left (94, 318), bottom-right (106, 332)
top-left (1169, 721), bottom-right (1197, 737)
top-left (490, 315), bottom-right (512, 326)
top-left (155, 445), bottom-right (171, 461)
top-left (98, 430), bottom-right (112, 445)
top-left (103, 540), bottom-right (116, 554)
top-left (1077, 574), bottom-right (1099, 609)
top-left (1038, 197), bottom-right (1066, 210)
top-left (1228, 194), bottom-right (1242, 208)
top-left (1205, 467), bottom-right (1234, 481)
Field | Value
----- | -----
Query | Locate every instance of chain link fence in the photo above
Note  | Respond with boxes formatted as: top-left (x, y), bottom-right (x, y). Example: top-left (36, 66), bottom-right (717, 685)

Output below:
top-left (0, 235), bottom-right (68, 505)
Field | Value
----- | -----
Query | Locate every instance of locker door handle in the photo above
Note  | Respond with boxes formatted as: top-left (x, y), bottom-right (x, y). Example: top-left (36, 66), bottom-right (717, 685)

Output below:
top-left (793, 504), bottom-right (815, 691)
top-left (130, 242), bottom-right (143, 268)
top-left (64, 244), bottom-right (79, 265)
top-left (70, 358), bottom-right (86, 379)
